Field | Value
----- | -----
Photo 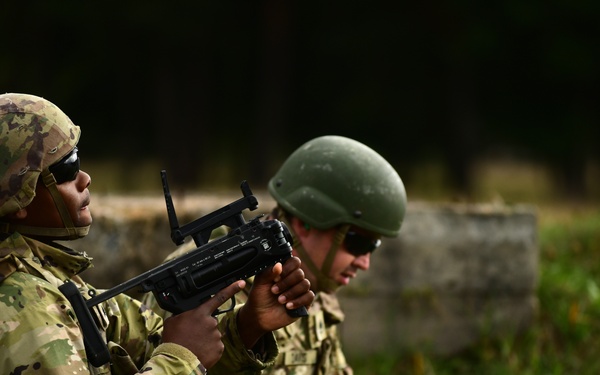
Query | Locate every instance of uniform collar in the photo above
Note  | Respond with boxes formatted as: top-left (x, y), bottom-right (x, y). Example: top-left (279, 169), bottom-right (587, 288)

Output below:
top-left (0, 232), bottom-right (93, 282)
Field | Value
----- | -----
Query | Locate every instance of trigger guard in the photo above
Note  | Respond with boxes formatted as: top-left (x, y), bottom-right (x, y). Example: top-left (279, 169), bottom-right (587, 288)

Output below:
top-left (212, 296), bottom-right (236, 317)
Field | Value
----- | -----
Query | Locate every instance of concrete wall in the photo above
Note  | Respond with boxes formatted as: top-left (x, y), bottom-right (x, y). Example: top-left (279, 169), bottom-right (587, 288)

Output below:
top-left (338, 202), bottom-right (538, 357)
top-left (66, 193), bottom-right (538, 357)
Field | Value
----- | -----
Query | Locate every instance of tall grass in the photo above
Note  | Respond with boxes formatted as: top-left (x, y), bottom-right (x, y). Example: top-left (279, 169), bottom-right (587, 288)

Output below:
top-left (351, 207), bottom-right (600, 375)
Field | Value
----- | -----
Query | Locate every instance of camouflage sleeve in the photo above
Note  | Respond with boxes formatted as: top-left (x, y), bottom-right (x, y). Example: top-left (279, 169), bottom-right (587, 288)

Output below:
top-left (0, 272), bottom-right (206, 374)
top-left (103, 292), bottom-right (162, 363)
top-left (138, 296), bottom-right (278, 375)
top-left (209, 305), bottom-right (279, 375)
top-left (0, 272), bottom-right (91, 373)
top-left (100, 288), bottom-right (207, 374)
top-left (135, 343), bottom-right (206, 375)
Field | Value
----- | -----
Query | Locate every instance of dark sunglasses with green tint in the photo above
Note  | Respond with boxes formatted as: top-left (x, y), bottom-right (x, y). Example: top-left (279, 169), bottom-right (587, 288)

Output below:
top-left (344, 230), bottom-right (382, 257)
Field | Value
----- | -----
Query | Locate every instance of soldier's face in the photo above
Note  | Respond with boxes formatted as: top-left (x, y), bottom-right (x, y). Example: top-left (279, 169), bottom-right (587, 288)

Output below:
top-left (292, 218), bottom-right (372, 293)
top-left (20, 170), bottom-right (92, 229)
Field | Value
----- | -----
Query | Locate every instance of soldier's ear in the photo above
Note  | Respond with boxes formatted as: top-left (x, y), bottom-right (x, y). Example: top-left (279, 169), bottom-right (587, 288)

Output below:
top-left (290, 217), bottom-right (310, 238)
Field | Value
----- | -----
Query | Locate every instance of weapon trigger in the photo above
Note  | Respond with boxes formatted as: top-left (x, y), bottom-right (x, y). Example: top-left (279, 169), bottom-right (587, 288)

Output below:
top-left (212, 296), bottom-right (236, 317)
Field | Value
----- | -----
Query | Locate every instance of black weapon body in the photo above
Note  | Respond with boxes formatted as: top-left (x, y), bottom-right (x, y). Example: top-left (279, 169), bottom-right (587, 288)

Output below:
top-left (59, 171), bottom-right (307, 367)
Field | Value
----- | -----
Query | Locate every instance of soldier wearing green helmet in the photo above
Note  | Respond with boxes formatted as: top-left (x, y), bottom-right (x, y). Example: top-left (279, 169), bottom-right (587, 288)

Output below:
top-left (262, 135), bottom-right (407, 374)
top-left (144, 135), bottom-right (407, 375)
top-left (268, 135), bottom-right (406, 294)
top-left (0, 93), bottom-right (314, 374)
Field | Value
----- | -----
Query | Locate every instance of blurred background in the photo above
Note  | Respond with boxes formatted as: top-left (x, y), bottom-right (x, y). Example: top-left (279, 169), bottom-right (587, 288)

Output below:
top-left (2, 0), bottom-right (599, 204)
top-left (3, 1), bottom-right (600, 374)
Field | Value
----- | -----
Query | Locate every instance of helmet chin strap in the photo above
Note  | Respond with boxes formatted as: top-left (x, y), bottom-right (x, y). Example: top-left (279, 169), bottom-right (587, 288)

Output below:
top-left (40, 169), bottom-right (90, 239)
top-left (316, 224), bottom-right (349, 293)
top-left (275, 207), bottom-right (348, 293)
top-left (2, 170), bottom-right (90, 240)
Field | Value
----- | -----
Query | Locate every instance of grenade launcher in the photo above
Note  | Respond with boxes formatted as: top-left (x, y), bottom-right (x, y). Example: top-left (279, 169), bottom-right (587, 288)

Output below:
top-left (60, 170), bottom-right (307, 367)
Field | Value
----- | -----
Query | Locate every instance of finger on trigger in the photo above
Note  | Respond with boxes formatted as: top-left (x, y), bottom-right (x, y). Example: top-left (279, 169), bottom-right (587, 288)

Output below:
top-left (206, 280), bottom-right (245, 312)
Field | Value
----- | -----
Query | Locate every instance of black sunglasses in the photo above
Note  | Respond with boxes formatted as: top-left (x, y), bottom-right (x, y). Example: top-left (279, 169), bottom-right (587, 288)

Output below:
top-left (344, 230), bottom-right (382, 257)
top-left (48, 147), bottom-right (80, 184)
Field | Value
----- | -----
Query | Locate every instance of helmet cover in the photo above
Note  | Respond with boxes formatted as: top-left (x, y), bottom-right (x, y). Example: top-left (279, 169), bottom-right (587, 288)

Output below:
top-left (0, 93), bottom-right (80, 217)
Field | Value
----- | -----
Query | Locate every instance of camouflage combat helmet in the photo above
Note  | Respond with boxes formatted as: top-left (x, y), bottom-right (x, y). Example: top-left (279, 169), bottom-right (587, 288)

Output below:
top-left (268, 135), bottom-right (407, 237)
top-left (0, 93), bottom-right (88, 239)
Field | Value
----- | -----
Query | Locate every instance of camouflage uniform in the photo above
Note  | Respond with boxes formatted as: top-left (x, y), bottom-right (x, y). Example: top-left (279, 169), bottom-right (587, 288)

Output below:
top-left (0, 232), bottom-right (208, 374)
top-left (0, 93), bottom-right (275, 374)
top-left (240, 282), bottom-right (351, 375)
top-left (143, 241), bottom-right (351, 375)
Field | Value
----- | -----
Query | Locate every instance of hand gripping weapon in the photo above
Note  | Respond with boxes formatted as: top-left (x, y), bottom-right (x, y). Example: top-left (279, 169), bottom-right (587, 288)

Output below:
top-left (59, 170), bottom-right (308, 367)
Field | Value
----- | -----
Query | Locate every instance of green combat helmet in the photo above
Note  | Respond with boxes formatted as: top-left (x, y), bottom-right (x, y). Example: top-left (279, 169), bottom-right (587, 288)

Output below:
top-left (268, 135), bottom-right (407, 292)
top-left (268, 135), bottom-right (406, 237)
top-left (0, 93), bottom-right (88, 239)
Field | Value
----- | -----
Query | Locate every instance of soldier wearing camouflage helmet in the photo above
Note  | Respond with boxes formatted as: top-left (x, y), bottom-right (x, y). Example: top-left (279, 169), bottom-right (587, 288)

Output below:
top-left (0, 93), bottom-right (88, 239)
top-left (0, 93), bottom-right (313, 374)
